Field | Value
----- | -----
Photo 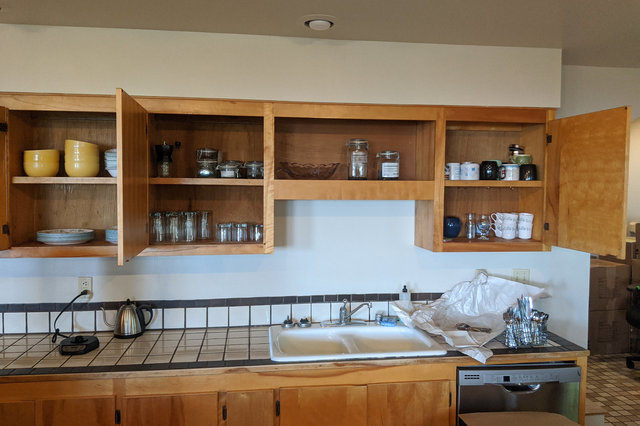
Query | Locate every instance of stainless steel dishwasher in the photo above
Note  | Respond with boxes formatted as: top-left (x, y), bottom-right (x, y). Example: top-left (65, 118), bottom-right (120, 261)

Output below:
top-left (457, 362), bottom-right (581, 425)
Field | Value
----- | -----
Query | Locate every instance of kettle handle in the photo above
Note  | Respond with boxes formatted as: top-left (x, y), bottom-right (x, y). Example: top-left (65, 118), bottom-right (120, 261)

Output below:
top-left (137, 304), bottom-right (154, 328)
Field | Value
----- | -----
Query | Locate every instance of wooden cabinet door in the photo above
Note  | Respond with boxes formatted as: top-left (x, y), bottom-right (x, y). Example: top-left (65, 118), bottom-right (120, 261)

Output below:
top-left (367, 381), bottom-right (449, 426)
top-left (116, 88), bottom-right (149, 265)
top-left (279, 385), bottom-right (367, 426)
top-left (121, 393), bottom-right (218, 426)
top-left (221, 389), bottom-right (276, 426)
top-left (40, 397), bottom-right (114, 426)
top-left (0, 106), bottom-right (8, 251)
top-left (0, 401), bottom-right (35, 426)
top-left (546, 107), bottom-right (630, 257)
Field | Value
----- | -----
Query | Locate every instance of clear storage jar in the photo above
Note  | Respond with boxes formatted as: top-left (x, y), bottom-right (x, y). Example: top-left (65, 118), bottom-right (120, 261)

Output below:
top-left (376, 150), bottom-right (400, 180)
top-left (346, 138), bottom-right (369, 180)
top-left (217, 161), bottom-right (240, 178)
top-left (244, 161), bottom-right (264, 179)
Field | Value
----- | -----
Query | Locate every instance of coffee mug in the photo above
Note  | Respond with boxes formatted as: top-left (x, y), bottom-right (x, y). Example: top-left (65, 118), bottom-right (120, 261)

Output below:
top-left (491, 212), bottom-right (518, 239)
top-left (446, 162), bottom-right (461, 180)
top-left (444, 216), bottom-right (462, 238)
top-left (519, 164), bottom-right (537, 181)
top-left (461, 162), bottom-right (480, 180)
top-left (517, 212), bottom-right (534, 239)
top-left (499, 164), bottom-right (520, 181)
top-left (480, 161), bottom-right (500, 180)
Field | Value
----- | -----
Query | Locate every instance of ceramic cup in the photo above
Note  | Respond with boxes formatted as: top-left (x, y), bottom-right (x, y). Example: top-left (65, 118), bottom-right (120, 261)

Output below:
top-left (517, 212), bottom-right (534, 239)
top-left (460, 162), bottom-right (480, 180)
top-left (495, 213), bottom-right (518, 240)
top-left (519, 164), bottom-right (537, 181)
top-left (480, 161), bottom-right (500, 180)
top-left (446, 162), bottom-right (461, 180)
top-left (499, 164), bottom-right (520, 181)
top-left (490, 212), bottom-right (504, 238)
top-left (443, 216), bottom-right (462, 238)
top-left (512, 154), bottom-right (532, 165)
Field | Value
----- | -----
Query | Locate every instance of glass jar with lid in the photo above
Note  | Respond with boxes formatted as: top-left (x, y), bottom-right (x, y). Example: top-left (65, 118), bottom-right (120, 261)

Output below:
top-left (244, 161), bottom-right (264, 179)
top-left (217, 161), bottom-right (240, 178)
top-left (346, 138), bottom-right (369, 180)
top-left (196, 148), bottom-right (218, 178)
top-left (376, 150), bottom-right (400, 180)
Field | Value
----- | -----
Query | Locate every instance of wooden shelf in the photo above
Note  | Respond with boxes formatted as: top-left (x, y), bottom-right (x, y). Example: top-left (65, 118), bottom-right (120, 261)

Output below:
top-left (150, 177), bottom-right (264, 186)
top-left (11, 176), bottom-right (117, 185)
top-left (444, 180), bottom-right (543, 188)
top-left (141, 242), bottom-right (267, 256)
top-left (274, 180), bottom-right (435, 200)
top-left (0, 240), bottom-right (117, 258)
top-left (441, 237), bottom-right (543, 252)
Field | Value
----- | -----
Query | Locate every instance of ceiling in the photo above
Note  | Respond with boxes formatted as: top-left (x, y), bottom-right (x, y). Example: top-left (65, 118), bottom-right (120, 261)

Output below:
top-left (1, 0), bottom-right (639, 68)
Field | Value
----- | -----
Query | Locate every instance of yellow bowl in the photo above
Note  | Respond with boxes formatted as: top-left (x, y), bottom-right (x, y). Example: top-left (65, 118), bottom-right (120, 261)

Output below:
top-left (65, 160), bottom-right (99, 177)
top-left (24, 149), bottom-right (60, 163)
top-left (24, 160), bottom-right (59, 177)
top-left (65, 139), bottom-right (99, 152)
top-left (65, 153), bottom-right (100, 161)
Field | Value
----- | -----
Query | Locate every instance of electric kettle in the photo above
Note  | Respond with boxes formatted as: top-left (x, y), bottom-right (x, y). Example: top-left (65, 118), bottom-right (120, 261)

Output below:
top-left (101, 299), bottom-right (153, 339)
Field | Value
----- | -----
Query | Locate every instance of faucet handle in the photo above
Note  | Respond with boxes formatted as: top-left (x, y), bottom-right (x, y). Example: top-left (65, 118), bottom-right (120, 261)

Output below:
top-left (342, 299), bottom-right (349, 307)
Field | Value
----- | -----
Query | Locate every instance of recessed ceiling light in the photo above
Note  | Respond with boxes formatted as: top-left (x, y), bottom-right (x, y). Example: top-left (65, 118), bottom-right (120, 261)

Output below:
top-left (305, 19), bottom-right (334, 31)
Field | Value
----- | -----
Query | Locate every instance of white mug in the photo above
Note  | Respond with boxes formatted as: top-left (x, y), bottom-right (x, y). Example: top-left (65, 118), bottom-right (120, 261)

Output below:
top-left (460, 162), bottom-right (480, 180)
top-left (490, 213), bottom-right (504, 237)
top-left (500, 164), bottom-right (520, 181)
top-left (518, 212), bottom-right (534, 224)
top-left (500, 213), bottom-right (518, 240)
top-left (517, 222), bottom-right (533, 239)
top-left (447, 162), bottom-right (461, 180)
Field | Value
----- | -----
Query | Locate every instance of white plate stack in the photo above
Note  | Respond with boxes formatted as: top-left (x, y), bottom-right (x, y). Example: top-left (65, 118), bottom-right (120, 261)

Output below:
top-left (105, 149), bottom-right (117, 177)
top-left (36, 229), bottom-right (95, 245)
top-left (105, 226), bottom-right (117, 244)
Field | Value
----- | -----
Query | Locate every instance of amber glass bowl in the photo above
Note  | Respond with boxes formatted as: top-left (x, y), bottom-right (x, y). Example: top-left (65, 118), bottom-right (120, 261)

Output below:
top-left (278, 162), bottom-right (339, 179)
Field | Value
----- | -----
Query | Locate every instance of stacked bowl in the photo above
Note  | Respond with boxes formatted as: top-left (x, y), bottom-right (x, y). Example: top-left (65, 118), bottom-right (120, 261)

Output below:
top-left (105, 226), bottom-right (118, 244)
top-left (65, 139), bottom-right (99, 177)
top-left (23, 149), bottom-right (60, 177)
top-left (104, 149), bottom-right (117, 177)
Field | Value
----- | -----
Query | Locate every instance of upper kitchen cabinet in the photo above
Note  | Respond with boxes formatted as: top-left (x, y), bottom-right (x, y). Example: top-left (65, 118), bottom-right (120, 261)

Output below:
top-left (272, 102), bottom-right (437, 200)
top-left (545, 107), bottom-right (630, 259)
top-left (0, 93), bottom-right (118, 259)
top-left (126, 92), bottom-right (274, 263)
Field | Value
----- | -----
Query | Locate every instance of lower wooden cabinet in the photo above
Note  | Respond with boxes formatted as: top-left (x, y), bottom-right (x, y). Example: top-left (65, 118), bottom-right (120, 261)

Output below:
top-left (367, 381), bottom-right (450, 426)
top-left (0, 401), bottom-right (35, 426)
top-left (120, 393), bottom-right (218, 426)
top-left (221, 390), bottom-right (277, 426)
top-left (40, 397), bottom-right (115, 426)
top-left (279, 385), bottom-right (368, 426)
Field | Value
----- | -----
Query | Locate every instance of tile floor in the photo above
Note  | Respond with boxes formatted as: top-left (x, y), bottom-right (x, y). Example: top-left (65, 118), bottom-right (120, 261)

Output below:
top-left (587, 354), bottom-right (640, 425)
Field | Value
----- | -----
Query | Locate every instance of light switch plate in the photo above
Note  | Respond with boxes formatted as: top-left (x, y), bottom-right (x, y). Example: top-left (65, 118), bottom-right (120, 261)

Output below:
top-left (512, 268), bottom-right (530, 282)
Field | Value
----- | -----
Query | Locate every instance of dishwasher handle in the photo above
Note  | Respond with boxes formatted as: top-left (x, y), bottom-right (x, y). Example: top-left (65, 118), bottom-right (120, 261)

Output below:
top-left (501, 384), bottom-right (542, 394)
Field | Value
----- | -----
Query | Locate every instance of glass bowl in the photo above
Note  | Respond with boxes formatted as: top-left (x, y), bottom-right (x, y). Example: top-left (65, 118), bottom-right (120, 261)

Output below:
top-left (278, 162), bottom-right (339, 180)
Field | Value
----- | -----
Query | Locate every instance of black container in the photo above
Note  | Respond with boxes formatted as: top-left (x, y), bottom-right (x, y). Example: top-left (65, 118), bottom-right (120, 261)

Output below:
top-left (519, 164), bottom-right (537, 181)
top-left (480, 161), bottom-right (500, 180)
top-left (444, 216), bottom-right (462, 238)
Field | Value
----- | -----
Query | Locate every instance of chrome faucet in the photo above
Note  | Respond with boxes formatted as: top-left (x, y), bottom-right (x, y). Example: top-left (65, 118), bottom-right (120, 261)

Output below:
top-left (338, 299), bottom-right (372, 325)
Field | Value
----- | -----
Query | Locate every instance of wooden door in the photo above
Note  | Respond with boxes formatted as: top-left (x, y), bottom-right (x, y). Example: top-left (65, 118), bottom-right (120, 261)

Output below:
top-left (279, 385), bottom-right (367, 426)
top-left (121, 393), bottom-right (218, 426)
top-left (40, 397), bottom-right (114, 426)
top-left (0, 401), bottom-right (35, 426)
top-left (221, 389), bottom-right (276, 426)
top-left (545, 107), bottom-right (630, 257)
top-left (116, 88), bottom-right (149, 265)
top-left (367, 381), bottom-right (450, 426)
top-left (0, 106), bottom-right (9, 250)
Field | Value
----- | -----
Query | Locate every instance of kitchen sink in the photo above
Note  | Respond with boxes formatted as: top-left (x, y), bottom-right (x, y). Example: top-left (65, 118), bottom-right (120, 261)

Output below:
top-left (269, 323), bottom-right (447, 362)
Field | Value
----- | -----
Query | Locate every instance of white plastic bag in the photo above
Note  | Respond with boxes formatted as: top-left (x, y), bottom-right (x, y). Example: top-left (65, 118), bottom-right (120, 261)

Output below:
top-left (392, 273), bottom-right (549, 363)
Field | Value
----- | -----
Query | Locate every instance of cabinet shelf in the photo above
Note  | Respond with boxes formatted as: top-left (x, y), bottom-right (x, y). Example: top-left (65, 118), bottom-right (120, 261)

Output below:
top-left (274, 180), bottom-right (435, 200)
top-left (441, 237), bottom-right (543, 252)
top-left (12, 176), bottom-right (117, 185)
top-left (0, 240), bottom-right (117, 258)
top-left (141, 242), bottom-right (267, 256)
top-left (444, 180), bottom-right (543, 188)
top-left (149, 177), bottom-right (264, 186)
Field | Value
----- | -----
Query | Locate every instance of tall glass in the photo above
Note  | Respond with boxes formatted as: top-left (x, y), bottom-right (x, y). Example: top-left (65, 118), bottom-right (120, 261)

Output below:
top-left (346, 139), bottom-right (369, 180)
top-left (166, 212), bottom-right (181, 243)
top-left (197, 210), bottom-right (212, 240)
top-left (150, 212), bottom-right (165, 243)
top-left (182, 211), bottom-right (197, 242)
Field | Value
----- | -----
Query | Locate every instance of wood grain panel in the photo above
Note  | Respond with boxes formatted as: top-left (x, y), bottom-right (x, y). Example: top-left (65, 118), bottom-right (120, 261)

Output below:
top-left (444, 107), bottom-right (548, 123)
top-left (547, 107), bottom-right (629, 257)
top-left (0, 107), bottom-right (8, 250)
top-left (147, 114), bottom-right (263, 179)
top-left (0, 241), bottom-right (117, 258)
top-left (117, 89), bottom-right (149, 265)
top-left (275, 118), bottom-right (420, 181)
top-left (136, 96), bottom-right (264, 117)
top-left (279, 385), bottom-right (367, 426)
top-left (0, 93), bottom-right (115, 112)
top-left (222, 390), bottom-right (276, 426)
top-left (262, 103), bottom-right (275, 254)
top-left (367, 381), bottom-right (450, 426)
top-left (274, 102), bottom-right (440, 121)
top-left (274, 180), bottom-right (434, 200)
top-left (445, 128), bottom-right (537, 165)
top-left (0, 401), bottom-right (35, 426)
top-left (150, 177), bottom-right (263, 186)
top-left (41, 397), bottom-right (114, 426)
top-left (12, 177), bottom-right (116, 185)
top-left (121, 393), bottom-right (217, 426)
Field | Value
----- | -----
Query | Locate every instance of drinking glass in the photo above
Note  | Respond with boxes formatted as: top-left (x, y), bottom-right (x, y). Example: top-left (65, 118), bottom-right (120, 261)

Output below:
top-left (233, 223), bottom-right (249, 242)
top-left (216, 223), bottom-right (233, 243)
top-left (150, 212), bottom-right (165, 243)
top-left (477, 214), bottom-right (491, 240)
top-left (182, 211), bottom-right (197, 242)
top-left (197, 210), bottom-right (212, 240)
top-left (166, 212), bottom-right (181, 243)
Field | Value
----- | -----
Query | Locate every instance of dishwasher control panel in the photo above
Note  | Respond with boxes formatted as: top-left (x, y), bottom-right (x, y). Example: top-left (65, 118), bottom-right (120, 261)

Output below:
top-left (458, 363), bottom-right (581, 385)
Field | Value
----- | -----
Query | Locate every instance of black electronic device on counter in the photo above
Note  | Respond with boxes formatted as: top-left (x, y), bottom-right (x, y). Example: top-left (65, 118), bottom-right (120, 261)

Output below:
top-left (59, 335), bottom-right (99, 355)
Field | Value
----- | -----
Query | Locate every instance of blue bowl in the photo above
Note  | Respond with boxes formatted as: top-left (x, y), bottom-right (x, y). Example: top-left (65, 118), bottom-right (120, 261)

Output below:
top-left (444, 216), bottom-right (462, 238)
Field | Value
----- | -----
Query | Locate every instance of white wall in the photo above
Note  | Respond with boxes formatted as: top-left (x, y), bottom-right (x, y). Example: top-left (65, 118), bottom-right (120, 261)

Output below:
top-left (0, 24), bottom-right (592, 346)
top-left (558, 65), bottom-right (640, 223)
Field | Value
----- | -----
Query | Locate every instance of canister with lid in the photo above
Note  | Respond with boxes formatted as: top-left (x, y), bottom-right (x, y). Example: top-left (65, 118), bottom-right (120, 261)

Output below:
top-left (376, 150), bottom-right (400, 180)
top-left (217, 161), bottom-right (240, 178)
top-left (244, 161), bottom-right (264, 179)
top-left (346, 138), bottom-right (369, 180)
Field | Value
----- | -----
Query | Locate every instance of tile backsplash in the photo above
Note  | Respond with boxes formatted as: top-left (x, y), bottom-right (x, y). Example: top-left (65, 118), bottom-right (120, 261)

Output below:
top-left (0, 293), bottom-right (441, 334)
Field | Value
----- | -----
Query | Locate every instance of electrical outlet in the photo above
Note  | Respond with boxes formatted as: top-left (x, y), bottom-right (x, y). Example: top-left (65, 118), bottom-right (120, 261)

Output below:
top-left (512, 268), bottom-right (530, 282)
top-left (78, 276), bottom-right (93, 299)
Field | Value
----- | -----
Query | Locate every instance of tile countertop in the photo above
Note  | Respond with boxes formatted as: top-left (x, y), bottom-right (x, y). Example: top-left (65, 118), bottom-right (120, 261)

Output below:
top-left (0, 326), bottom-right (586, 377)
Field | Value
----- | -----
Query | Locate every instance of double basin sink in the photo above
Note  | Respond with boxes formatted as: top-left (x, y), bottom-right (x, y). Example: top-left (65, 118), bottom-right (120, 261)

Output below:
top-left (269, 323), bottom-right (447, 362)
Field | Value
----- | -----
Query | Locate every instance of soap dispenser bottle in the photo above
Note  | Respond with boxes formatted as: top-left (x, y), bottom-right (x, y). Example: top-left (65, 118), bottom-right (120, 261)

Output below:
top-left (399, 285), bottom-right (411, 301)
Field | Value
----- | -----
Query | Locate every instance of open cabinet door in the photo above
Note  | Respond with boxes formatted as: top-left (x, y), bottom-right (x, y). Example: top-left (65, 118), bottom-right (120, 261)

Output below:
top-left (0, 107), bottom-right (8, 250)
top-left (117, 89), bottom-right (149, 265)
top-left (545, 107), bottom-right (630, 258)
